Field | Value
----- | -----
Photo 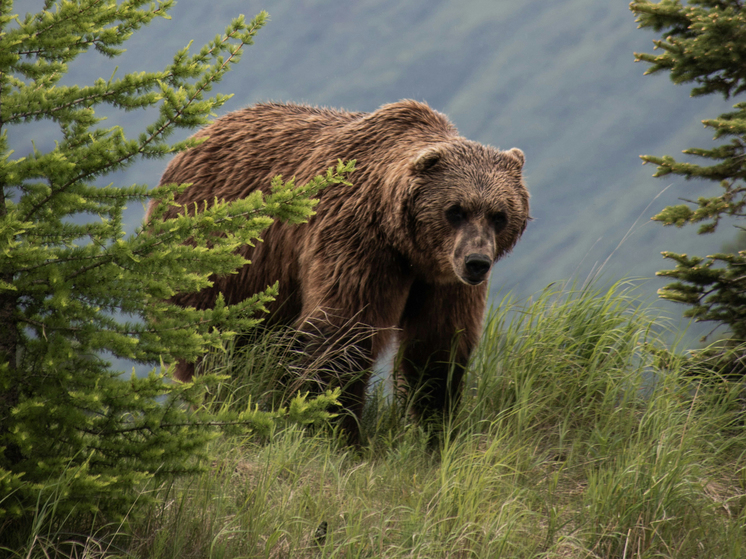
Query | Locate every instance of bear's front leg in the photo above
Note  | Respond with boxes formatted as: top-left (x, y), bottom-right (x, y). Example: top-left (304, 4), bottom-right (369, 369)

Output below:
top-left (398, 280), bottom-right (487, 434)
top-left (295, 257), bottom-right (413, 444)
top-left (294, 311), bottom-right (379, 445)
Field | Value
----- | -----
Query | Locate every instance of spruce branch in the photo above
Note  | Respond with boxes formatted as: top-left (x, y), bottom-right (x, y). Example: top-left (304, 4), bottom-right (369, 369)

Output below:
top-left (632, 0), bottom-right (746, 340)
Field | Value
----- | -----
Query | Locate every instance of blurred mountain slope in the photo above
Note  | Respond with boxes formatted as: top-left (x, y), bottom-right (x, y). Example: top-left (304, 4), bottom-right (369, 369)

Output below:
top-left (9, 0), bottom-right (736, 321)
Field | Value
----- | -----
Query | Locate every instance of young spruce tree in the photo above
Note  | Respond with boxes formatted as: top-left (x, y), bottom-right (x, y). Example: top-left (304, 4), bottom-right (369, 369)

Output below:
top-left (630, 0), bottom-right (746, 344)
top-left (0, 0), bottom-right (347, 545)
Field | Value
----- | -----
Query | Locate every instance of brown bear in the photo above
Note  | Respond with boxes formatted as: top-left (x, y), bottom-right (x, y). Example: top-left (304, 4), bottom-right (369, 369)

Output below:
top-left (148, 100), bottom-right (529, 442)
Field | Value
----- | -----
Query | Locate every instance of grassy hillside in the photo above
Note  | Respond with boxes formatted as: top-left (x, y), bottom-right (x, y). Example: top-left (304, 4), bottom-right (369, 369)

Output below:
top-left (14, 283), bottom-right (746, 558)
top-left (6, 3), bottom-right (746, 555)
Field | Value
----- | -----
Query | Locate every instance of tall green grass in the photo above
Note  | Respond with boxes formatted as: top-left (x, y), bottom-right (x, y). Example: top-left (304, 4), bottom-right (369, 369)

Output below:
top-left (12, 281), bottom-right (746, 558)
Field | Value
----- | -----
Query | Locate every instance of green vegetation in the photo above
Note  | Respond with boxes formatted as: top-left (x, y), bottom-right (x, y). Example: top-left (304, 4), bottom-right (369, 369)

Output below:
top-left (10, 282), bottom-right (746, 558)
top-left (0, 0), bottom-right (348, 548)
top-left (3, 1), bottom-right (746, 557)
top-left (631, 0), bottom-right (746, 343)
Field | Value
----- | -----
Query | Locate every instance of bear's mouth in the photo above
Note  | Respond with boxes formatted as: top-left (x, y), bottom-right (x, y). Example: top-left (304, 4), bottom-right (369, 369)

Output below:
top-left (461, 275), bottom-right (487, 286)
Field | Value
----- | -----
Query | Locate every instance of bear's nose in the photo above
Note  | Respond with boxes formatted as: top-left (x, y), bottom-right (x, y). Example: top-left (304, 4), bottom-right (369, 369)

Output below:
top-left (464, 253), bottom-right (492, 282)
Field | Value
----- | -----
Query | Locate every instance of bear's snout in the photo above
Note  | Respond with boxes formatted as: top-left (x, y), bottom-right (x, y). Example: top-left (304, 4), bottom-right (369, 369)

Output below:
top-left (463, 253), bottom-right (492, 285)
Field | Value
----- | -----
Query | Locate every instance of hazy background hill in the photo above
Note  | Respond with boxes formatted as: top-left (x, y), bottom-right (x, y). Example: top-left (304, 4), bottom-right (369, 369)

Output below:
top-left (12, 0), bottom-right (741, 333)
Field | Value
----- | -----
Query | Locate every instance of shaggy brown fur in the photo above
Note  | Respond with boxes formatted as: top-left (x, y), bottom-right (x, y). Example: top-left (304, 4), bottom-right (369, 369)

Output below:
top-left (148, 100), bottom-right (529, 442)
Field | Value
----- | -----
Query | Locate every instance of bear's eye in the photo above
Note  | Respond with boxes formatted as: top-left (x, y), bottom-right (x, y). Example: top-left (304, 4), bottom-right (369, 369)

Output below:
top-left (491, 211), bottom-right (508, 232)
top-left (445, 205), bottom-right (466, 226)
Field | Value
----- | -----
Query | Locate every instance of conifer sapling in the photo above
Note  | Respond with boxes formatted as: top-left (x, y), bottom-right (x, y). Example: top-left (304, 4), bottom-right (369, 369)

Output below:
top-left (0, 0), bottom-right (346, 543)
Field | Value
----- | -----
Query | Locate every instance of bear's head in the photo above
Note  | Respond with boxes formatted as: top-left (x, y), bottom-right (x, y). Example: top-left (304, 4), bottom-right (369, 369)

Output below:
top-left (403, 140), bottom-right (529, 286)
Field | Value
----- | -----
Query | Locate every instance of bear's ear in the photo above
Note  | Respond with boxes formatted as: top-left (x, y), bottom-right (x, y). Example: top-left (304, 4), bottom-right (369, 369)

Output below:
top-left (413, 148), bottom-right (442, 173)
top-left (505, 147), bottom-right (525, 168)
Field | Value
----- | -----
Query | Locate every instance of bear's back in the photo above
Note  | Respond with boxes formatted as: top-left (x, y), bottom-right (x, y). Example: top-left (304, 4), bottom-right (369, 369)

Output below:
top-left (154, 103), bottom-right (363, 219)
